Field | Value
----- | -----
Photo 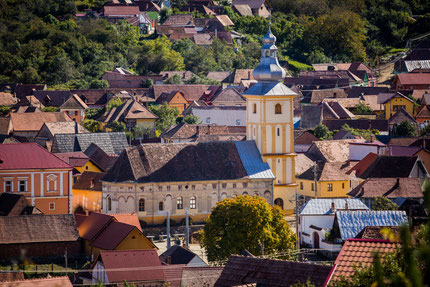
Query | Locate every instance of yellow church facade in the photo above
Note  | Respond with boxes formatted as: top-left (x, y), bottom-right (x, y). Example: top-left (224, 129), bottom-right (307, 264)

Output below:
top-left (243, 26), bottom-right (297, 213)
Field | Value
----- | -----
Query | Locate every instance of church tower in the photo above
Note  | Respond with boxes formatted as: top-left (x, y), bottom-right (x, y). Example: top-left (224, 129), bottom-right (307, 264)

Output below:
top-left (244, 25), bottom-right (297, 212)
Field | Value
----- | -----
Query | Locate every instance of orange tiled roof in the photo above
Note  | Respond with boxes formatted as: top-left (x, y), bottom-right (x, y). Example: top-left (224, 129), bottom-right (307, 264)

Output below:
top-left (328, 239), bottom-right (398, 284)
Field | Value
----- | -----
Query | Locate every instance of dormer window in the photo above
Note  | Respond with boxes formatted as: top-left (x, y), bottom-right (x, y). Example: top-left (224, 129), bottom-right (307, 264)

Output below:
top-left (275, 103), bottom-right (282, 114)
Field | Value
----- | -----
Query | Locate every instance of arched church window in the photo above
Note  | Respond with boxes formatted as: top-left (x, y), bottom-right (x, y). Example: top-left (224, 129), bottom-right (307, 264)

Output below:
top-left (275, 103), bottom-right (282, 114)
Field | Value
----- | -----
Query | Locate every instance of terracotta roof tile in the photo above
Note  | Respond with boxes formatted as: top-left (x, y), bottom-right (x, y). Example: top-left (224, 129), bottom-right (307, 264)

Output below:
top-left (0, 276), bottom-right (73, 287)
top-left (10, 112), bottom-right (72, 132)
top-left (328, 239), bottom-right (398, 283)
top-left (90, 221), bottom-right (135, 249)
top-left (153, 84), bottom-right (220, 102)
top-left (0, 92), bottom-right (17, 106)
top-left (348, 177), bottom-right (423, 198)
top-left (395, 73), bottom-right (430, 85)
top-left (99, 250), bottom-right (166, 283)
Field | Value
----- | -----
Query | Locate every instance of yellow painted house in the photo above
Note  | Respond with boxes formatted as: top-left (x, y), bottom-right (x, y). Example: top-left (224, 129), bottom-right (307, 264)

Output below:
top-left (77, 212), bottom-right (157, 257)
top-left (56, 152), bottom-right (103, 184)
top-left (73, 171), bottom-right (105, 213)
top-left (380, 92), bottom-right (415, 119)
top-left (297, 161), bottom-right (358, 198)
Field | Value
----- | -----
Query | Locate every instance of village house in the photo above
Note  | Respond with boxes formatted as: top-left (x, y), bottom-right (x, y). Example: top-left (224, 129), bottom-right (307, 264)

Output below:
top-left (347, 177), bottom-right (423, 209)
top-left (0, 143), bottom-right (74, 214)
top-left (32, 90), bottom-right (71, 107)
top-left (101, 70), bottom-right (162, 89)
top-left (72, 171), bottom-right (105, 213)
top-left (99, 99), bottom-right (157, 133)
top-left (83, 143), bottom-right (119, 172)
top-left (56, 152), bottom-right (103, 183)
top-left (59, 94), bottom-right (89, 123)
top-left (298, 198), bottom-right (369, 250)
top-left (0, 214), bottom-right (80, 259)
top-left (294, 130), bottom-right (319, 153)
top-left (210, 87), bottom-right (246, 106)
top-left (183, 105), bottom-right (246, 126)
top-left (9, 112), bottom-right (72, 139)
top-left (155, 90), bottom-right (189, 114)
top-left (14, 84), bottom-right (46, 100)
top-left (51, 132), bottom-right (129, 154)
top-left (297, 161), bottom-right (359, 199)
top-left (161, 123), bottom-right (245, 143)
top-left (101, 141), bottom-right (274, 224)
top-left (348, 137), bottom-right (386, 161)
top-left (34, 121), bottom-right (88, 150)
top-left (231, 0), bottom-right (271, 17)
top-left (77, 212), bottom-right (156, 257)
top-left (89, 249), bottom-right (166, 286)
top-left (377, 92), bottom-right (415, 119)
top-left (392, 72), bottom-right (430, 90)
top-left (152, 84), bottom-right (220, 105)
top-left (159, 245), bottom-right (207, 267)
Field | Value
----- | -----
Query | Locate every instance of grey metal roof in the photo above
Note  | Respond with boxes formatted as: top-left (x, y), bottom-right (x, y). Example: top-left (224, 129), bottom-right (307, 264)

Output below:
top-left (335, 210), bottom-right (408, 240)
top-left (244, 82), bottom-right (297, 97)
top-left (299, 198), bottom-right (369, 215)
top-left (404, 60), bottom-right (430, 72)
top-left (52, 132), bottom-right (128, 154)
top-left (235, 141), bottom-right (275, 179)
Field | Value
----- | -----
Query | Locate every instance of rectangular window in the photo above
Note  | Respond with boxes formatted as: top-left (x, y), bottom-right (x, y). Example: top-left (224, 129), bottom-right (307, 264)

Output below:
top-left (49, 203), bottom-right (55, 210)
top-left (177, 197), bottom-right (183, 210)
top-left (190, 197), bottom-right (196, 209)
top-left (178, 185), bottom-right (182, 191)
top-left (128, 187), bottom-right (133, 192)
top-left (18, 180), bottom-right (27, 192)
top-left (212, 183), bottom-right (217, 189)
top-left (158, 186), bottom-right (163, 191)
top-left (311, 183), bottom-right (314, 191)
top-left (191, 185), bottom-right (195, 190)
top-left (203, 184), bottom-right (207, 189)
top-left (206, 117), bottom-right (211, 123)
top-left (5, 180), bottom-right (12, 192)
top-left (166, 186), bottom-right (170, 191)
top-left (328, 183), bottom-right (333, 191)
top-left (236, 119), bottom-right (240, 126)
top-left (242, 182), bottom-right (248, 188)
top-left (342, 183), bottom-right (345, 189)
top-left (222, 183), bottom-right (227, 189)
top-left (75, 111), bottom-right (78, 116)
top-left (233, 183), bottom-right (236, 189)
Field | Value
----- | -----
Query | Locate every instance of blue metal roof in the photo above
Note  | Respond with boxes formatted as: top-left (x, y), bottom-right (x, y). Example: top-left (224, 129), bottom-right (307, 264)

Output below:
top-left (336, 210), bottom-right (408, 240)
top-left (299, 198), bottom-right (369, 215)
top-left (235, 141), bottom-right (275, 179)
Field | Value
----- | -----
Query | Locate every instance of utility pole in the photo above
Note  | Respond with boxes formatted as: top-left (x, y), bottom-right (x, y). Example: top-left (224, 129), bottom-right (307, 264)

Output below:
top-left (313, 162), bottom-right (318, 199)
top-left (167, 211), bottom-right (171, 249)
top-left (185, 210), bottom-right (189, 248)
top-left (295, 189), bottom-right (300, 254)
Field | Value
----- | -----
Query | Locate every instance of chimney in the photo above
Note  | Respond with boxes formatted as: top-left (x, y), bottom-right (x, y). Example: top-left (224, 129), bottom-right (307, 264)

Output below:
top-left (167, 256), bottom-right (172, 265)
top-left (196, 125), bottom-right (200, 135)
top-left (396, 177), bottom-right (400, 186)
top-left (75, 121), bottom-right (79, 134)
top-left (331, 202), bottom-right (335, 212)
top-left (345, 202), bottom-right (348, 210)
top-left (248, 70), bottom-right (251, 79)
top-left (370, 134), bottom-right (375, 143)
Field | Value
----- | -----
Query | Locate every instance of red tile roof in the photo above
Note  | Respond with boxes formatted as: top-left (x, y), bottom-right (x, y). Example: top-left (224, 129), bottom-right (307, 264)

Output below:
top-left (10, 112), bottom-right (72, 132)
top-left (99, 250), bottom-right (166, 283)
top-left (111, 213), bottom-right (142, 232)
top-left (0, 143), bottom-right (73, 170)
top-left (73, 171), bottom-right (105, 192)
top-left (103, 5), bottom-right (141, 16)
top-left (0, 276), bottom-right (73, 287)
top-left (78, 212), bottom-right (113, 241)
top-left (55, 152), bottom-right (90, 168)
top-left (395, 73), bottom-right (430, 85)
top-left (163, 265), bottom-right (186, 287)
top-left (346, 152), bottom-right (379, 177)
top-left (327, 239), bottom-right (398, 283)
top-left (152, 84), bottom-right (220, 102)
top-left (90, 221), bottom-right (135, 249)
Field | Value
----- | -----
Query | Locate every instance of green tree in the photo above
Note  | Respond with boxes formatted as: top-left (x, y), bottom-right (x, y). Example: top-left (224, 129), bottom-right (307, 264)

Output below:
top-left (183, 114), bottom-right (202, 124)
top-left (372, 196), bottom-right (398, 211)
top-left (186, 74), bottom-right (220, 85)
top-left (0, 106), bottom-right (11, 116)
top-left (42, 106), bottom-right (60, 112)
top-left (106, 97), bottom-right (123, 112)
top-left (82, 119), bottom-right (100, 133)
top-left (141, 78), bottom-right (153, 88)
top-left (421, 125), bottom-right (430, 136)
top-left (201, 196), bottom-right (296, 263)
top-left (148, 103), bottom-right (180, 133)
top-left (85, 108), bottom-right (105, 120)
top-left (352, 102), bottom-right (373, 114)
top-left (164, 74), bottom-right (184, 84)
top-left (107, 120), bottom-right (126, 132)
top-left (394, 121), bottom-right (418, 137)
top-left (89, 79), bottom-right (109, 89)
top-left (313, 124), bottom-right (332, 140)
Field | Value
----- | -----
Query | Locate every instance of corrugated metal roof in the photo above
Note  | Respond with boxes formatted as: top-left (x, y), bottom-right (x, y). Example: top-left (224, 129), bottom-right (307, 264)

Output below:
top-left (336, 210), bottom-right (408, 240)
top-left (404, 60), bottom-right (430, 72)
top-left (299, 198), bottom-right (369, 215)
top-left (235, 141), bottom-right (275, 179)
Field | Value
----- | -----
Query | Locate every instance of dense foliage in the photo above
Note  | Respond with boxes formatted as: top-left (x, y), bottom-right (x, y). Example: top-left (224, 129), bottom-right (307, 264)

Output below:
top-left (394, 120), bottom-right (418, 137)
top-left (371, 196), bottom-right (398, 211)
top-left (148, 103), bottom-right (180, 133)
top-left (313, 124), bottom-right (333, 140)
top-left (201, 196), bottom-right (296, 263)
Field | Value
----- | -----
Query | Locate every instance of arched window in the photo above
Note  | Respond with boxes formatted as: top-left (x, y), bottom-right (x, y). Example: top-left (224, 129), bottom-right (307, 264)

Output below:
top-left (47, 174), bottom-right (57, 192)
top-left (221, 192), bottom-right (227, 200)
top-left (177, 197), bottom-right (183, 210)
top-left (242, 191), bottom-right (248, 195)
top-left (138, 199), bottom-right (145, 212)
top-left (253, 103), bottom-right (257, 114)
top-left (275, 103), bottom-right (282, 114)
top-left (190, 196), bottom-right (196, 209)
top-left (107, 197), bottom-right (112, 211)
top-left (274, 198), bottom-right (284, 209)
top-left (159, 201), bottom-right (164, 211)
